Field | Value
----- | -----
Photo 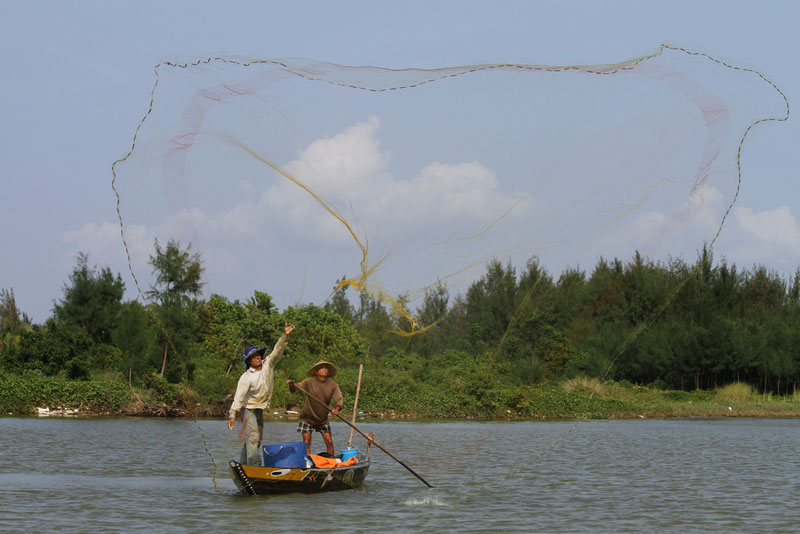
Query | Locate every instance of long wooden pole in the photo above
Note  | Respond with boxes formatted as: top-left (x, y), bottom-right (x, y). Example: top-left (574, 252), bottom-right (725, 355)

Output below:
top-left (291, 381), bottom-right (433, 488)
top-left (348, 364), bottom-right (364, 448)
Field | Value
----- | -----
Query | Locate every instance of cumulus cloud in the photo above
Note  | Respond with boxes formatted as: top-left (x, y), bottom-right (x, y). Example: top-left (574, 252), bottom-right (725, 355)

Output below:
top-left (255, 116), bottom-right (517, 245)
top-left (591, 196), bottom-right (800, 275)
top-left (579, 184), bottom-right (731, 267)
top-left (707, 205), bottom-right (800, 273)
top-left (735, 206), bottom-right (800, 247)
top-left (62, 221), bottom-right (151, 267)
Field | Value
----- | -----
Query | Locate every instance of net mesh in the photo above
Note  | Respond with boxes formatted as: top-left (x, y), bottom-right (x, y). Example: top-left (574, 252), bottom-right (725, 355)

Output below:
top-left (112, 43), bottom-right (788, 333)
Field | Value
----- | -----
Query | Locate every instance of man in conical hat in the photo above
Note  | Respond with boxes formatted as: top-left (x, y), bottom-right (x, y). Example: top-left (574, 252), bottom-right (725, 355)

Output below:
top-left (286, 360), bottom-right (343, 456)
top-left (228, 323), bottom-right (295, 465)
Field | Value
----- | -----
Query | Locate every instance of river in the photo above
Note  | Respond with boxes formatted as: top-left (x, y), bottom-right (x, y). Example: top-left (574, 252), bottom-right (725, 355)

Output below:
top-left (1, 417), bottom-right (797, 532)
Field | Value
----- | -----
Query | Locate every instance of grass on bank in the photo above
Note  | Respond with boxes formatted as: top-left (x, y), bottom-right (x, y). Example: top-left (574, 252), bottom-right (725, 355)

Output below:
top-left (2, 371), bottom-right (799, 419)
top-left (556, 377), bottom-right (800, 419)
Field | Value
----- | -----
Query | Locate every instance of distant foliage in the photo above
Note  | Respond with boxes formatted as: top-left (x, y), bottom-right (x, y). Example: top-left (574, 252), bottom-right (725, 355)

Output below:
top-left (2, 242), bottom-right (800, 417)
top-left (0, 373), bottom-right (130, 414)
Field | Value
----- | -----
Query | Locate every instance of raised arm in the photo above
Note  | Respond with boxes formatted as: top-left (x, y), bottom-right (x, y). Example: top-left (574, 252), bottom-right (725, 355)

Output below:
top-left (264, 324), bottom-right (296, 369)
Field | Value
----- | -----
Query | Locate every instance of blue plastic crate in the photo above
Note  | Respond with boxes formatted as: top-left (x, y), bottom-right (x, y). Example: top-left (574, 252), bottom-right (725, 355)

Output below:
top-left (262, 441), bottom-right (307, 468)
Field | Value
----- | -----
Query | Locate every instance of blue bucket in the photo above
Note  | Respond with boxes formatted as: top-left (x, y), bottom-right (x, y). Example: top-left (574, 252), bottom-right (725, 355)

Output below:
top-left (262, 441), bottom-right (307, 468)
top-left (340, 447), bottom-right (358, 461)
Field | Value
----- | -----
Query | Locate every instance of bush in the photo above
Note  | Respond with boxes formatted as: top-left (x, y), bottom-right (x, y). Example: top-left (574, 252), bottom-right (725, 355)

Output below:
top-left (561, 376), bottom-right (606, 395)
top-left (0, 373), bottom-right (130, 413)
top-left (142, 372), bottom-right (177, 404)
top-left (716, 381), bottom-right (756, 402)
top-left (648, 379), bottom-right (669, 390)
top-left (191, 352), bottom-right (236, 401)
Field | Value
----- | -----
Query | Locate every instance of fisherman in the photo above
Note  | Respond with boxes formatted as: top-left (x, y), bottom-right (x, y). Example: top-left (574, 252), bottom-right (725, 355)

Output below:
top-left (228, 323), bottom-right (296, 465)
top-left (286, 360), bottom-right (343, 456)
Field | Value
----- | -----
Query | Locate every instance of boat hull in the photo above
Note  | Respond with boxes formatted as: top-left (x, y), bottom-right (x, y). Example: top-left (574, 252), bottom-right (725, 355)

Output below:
top-left (228, 458), bottom-right (370, 495)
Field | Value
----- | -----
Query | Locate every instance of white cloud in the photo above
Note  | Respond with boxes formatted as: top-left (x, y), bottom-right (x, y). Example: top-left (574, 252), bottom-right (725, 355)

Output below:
top-left (375, 161), bottom-right (506, 224)
top-left (255, 116), bottom-right (518, 246)
top-left (61, 221), bottom-right (154, 299)
top-left (579, 184), bottom-right (730, 267)
top-left (735, 206), bottom-right (800, 247)
top-left (63, 221), bottom-right (122, 251)
top-left (62, 221), bottom-right (151, 266)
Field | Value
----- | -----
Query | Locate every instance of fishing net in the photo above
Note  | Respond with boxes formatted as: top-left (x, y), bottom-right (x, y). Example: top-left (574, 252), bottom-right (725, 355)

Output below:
top-left (112, 44), bottom-right (786, 331)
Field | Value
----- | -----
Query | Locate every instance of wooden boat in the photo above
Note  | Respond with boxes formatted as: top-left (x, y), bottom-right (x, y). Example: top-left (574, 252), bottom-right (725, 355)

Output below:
top-left (228, 455), bottom-right (370, 495)
top-left (228, 370), bottom-right (430, 495)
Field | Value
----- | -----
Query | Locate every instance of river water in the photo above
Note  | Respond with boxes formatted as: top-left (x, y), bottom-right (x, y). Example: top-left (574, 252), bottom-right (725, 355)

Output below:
top-left (1, 417), bottom-right (798, 533)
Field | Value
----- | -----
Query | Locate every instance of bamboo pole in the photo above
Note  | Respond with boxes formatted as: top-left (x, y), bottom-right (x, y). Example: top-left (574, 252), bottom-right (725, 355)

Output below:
top-left (348, 364), bottom-right (364, 448)
top-left (291, 381), bottom-right (433, 488)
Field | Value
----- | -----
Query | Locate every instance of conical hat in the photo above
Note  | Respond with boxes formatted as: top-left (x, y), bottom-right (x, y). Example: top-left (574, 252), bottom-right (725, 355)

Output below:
top-left (307, 360), bottom-right (338, 377)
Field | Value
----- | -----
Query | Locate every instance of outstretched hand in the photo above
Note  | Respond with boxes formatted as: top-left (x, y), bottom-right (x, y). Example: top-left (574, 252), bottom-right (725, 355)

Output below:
top-left (284, 323), bottom-right (296, 336)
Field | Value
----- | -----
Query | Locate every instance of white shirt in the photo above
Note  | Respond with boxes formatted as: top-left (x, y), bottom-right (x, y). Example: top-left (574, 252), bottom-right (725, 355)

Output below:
top-left (228, 334), bottom-right (288, 419)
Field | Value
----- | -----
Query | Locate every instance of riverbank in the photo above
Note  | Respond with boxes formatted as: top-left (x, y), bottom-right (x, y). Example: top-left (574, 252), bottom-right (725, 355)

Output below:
top-left (3, 374), bottom-right (798, 420)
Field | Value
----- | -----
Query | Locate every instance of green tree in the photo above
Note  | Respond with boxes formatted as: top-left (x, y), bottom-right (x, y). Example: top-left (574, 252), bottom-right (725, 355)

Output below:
top-left (464, 260), bottom-right (518, 352)
top-left (410, 281), bottom-right (450, 356)
top-left (390, 293), bottom-right (414, 334)
top-left (147, 240), bottom-right (204, 307)
top-left (0, 288), bottom-right (30, 360)
top-left (147, 239), bottom-right (204, 379)
top-left (248, 290), bottom-right (276, 315)
top-left (52, 253), bottom-right (125, 344)
top-left (324, 277), bottom-right (355, 323)
top-left (112, 300), bottom-right (157, 386)
top-left (740, 266), bottom-right (786, 313)
top-left (1, 288), bottom-right (29, 334)
top-left (551, 266), bottom-right (587, 331)
top-left (202, 294), bottom-right (247, 374)
top-left (0, 324), bottom-right (49, 374)
top-left (418, 282), bottom-right (449, 328)
top-left (282, 303), bottom-right (367, 368)
top-left (354, 290), bottom-right (393, 356)
top-left (9, 319), bottom-right (95, 379)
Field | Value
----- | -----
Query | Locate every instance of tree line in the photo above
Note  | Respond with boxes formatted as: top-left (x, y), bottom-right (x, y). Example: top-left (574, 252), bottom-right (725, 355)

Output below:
top-left (2, 240), bottom-right (799, 407)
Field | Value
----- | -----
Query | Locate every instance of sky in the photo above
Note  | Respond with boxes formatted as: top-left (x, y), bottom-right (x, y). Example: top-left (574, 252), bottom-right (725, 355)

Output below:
top-left (1, 0), bottom-right (798, 323)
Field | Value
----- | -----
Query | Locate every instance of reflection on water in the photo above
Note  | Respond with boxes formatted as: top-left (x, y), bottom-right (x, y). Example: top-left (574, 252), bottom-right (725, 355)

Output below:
top-left (1, 417), bottom-right (798, 533)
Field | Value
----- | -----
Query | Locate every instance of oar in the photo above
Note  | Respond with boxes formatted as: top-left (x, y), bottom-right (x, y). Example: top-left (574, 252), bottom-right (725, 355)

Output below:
top-left (291, 381), bottom-right (434, 488)
top-left (348, 364), bottom-right (364, 448)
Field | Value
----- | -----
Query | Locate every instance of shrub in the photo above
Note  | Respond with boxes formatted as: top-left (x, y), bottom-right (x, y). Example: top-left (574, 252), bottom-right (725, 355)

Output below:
top-left (561, 376), bottom-right (606, 395)
top-left (716, 381), bottom-right (756, 402)
top-left (142, 372), bottom-right (177, 404)
top-left (0, 373), bottom-right (130, 413)
top-left (191, 352), bottom-right (235, 401)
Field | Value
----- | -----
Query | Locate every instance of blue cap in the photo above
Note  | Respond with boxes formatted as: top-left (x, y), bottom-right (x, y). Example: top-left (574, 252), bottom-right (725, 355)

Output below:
top-left (242, 346), bottom-right (267, 369)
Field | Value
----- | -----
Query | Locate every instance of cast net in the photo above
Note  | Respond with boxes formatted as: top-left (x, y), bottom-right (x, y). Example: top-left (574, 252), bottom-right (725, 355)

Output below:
top-left (112, 44), bottom-right (787, 331)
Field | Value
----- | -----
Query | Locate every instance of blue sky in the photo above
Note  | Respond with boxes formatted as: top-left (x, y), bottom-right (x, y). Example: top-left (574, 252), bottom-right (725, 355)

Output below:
top-left (1, 0), bottom-right (798, 322)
